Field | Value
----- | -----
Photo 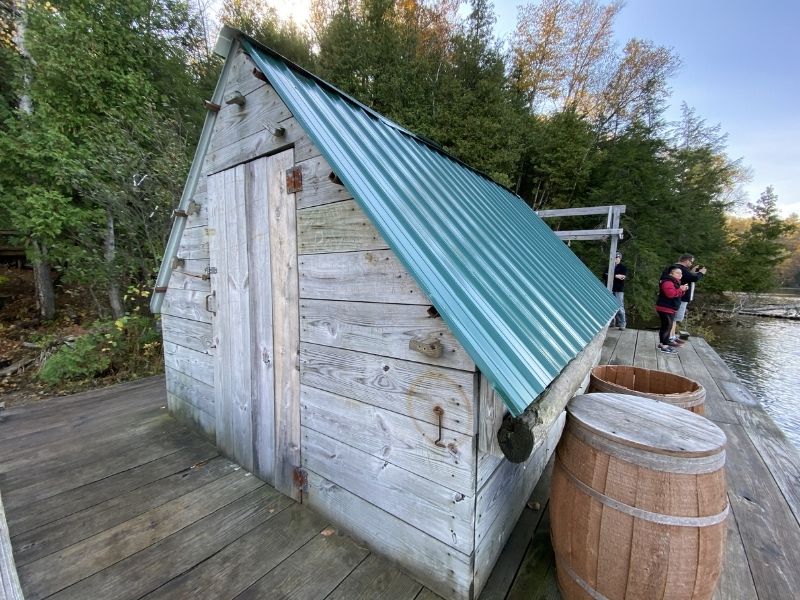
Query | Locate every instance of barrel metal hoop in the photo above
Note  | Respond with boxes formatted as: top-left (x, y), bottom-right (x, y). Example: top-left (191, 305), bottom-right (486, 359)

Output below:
top-left (556, 558), bottom-right (611, 600)
top-left (567, 422), bottom-right (726, 474)
top-left (556, 456), bottom-right (730, 527)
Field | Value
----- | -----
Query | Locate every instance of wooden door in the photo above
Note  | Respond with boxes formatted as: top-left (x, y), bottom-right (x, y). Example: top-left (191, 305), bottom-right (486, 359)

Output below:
top-left (207, 149), bottom-right (299, 499)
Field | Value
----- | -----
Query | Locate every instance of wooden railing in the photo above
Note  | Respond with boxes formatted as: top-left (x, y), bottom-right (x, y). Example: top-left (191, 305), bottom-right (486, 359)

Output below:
top-left (536, 205), bottom-right (625, 290)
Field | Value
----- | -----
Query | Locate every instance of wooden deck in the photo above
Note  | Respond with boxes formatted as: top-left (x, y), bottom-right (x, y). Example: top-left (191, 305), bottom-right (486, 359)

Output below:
top-left (1, 329), bottom-right (799, 599)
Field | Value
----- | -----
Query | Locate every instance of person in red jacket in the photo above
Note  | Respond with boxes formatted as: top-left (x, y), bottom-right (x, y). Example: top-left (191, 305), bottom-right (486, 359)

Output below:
top-left (655, 266), bottom-right (689, 354)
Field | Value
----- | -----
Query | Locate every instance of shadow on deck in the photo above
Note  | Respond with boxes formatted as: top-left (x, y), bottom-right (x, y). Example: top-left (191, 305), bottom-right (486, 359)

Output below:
top-left (2, 328), bottom-right (800, 599)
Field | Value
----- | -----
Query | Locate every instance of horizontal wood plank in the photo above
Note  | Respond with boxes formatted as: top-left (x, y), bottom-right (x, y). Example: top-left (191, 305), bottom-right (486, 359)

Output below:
top-left (161, 288), bottom-right (213, 324)
top-left (295, 154), bottom-right (353, 210)
top-left (473, 412), bottom-right (565, 595)
top-left (161, 315), bottom-right (215, 355)
top-left (303, 469), bottom-right (473, 600)
top-left (207, 80), bottom-right (291, 156)
top-left (177, 227), bottom-right (209, 260)
top-left (298, 199), bottom-right (387, 254)
top-left (302, 427), bottom-right (474, 553)
top-left (300, 299), bottom-right (474, 371)
top-left (7, 439), bottom-right (218, 537)
top-left (299, 250), bottom-right (429, 305)
top-left (234, 526), bottom-right (368, 600)
top-left (301, 385), bottom-right (474, 496)
top-left (300, 343), bottom-right (475, 435)
top-left (326, 554), bottom-right (423, 600)
top-left (163, 342), bottom-right (214, 387)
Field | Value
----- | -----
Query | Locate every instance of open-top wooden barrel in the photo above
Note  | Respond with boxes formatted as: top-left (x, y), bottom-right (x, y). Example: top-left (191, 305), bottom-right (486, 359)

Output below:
top-left (551, 392), bottom-right (728, 600)
top-left (590, 364), bottom-right (706, 414)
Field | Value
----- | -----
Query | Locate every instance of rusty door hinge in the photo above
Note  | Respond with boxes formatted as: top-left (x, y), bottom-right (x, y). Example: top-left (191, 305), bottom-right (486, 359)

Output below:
top-left (286, 166), bottom-right (303, 193)
top-left (293, 467), bottom-right (308, 491)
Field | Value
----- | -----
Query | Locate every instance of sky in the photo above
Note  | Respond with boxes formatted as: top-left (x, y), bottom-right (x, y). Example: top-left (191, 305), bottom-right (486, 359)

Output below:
top-left (258, 0), bottom-right (800, 217)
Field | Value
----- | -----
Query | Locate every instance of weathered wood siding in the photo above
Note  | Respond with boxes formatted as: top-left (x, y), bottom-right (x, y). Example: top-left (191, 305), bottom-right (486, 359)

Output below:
top-left (297, 162), bottom-right (481, 597)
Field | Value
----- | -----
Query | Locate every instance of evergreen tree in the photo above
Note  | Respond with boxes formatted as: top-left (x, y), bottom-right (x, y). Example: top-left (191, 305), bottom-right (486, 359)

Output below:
top-left (721, 187), bottom-right (796, 292)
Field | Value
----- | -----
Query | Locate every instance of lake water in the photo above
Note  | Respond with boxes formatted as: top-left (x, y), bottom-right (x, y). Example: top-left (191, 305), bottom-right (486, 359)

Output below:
top-left (707, 305), bottom-right (800, 450)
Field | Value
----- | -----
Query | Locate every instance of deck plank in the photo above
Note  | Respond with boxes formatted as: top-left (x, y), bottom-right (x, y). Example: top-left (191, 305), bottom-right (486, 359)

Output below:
top-left (234, 531), bottom-right (369, 600)
top-left (12, 456), bottom-right (238, 566)
top-left (478, 459), bottom-right (553, 600)
top-left (713, 496), bottom-right (757, 600)
top-left (733, 403), bottom-right (800, 527)
top-left (676, 340), bottom-right (739, 424)
top-left (18, 471), bottom-right (264, 600)
top-left (141, 502), bottom-right (327, 600)
top-left (7, 438), bottom-right (218, 536)
top-left (505, 508), bottom-right (560, 600)
top-left (717, 421), bottom-right (800, 600)
top-left (3, 425), bottom-right (201, 512)
top-left (326, 553), bottom-right (424, 600)
top-left (632, 329), bottom-right (659, 370)
top-left (48, 486), bottom-right (291, 600)
top-left (0, 378), bottom-right (165, 443)
top-left (606, 328), bottom-right (636, 365)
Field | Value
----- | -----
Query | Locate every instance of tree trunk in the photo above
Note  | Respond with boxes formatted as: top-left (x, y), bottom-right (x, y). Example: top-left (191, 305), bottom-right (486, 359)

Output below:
top-left (105, 210), bottom-right (124, 319)
top-left (16, 0), bottom-right (54, 321)
top-left (32, 239), bottom-right (55, 321)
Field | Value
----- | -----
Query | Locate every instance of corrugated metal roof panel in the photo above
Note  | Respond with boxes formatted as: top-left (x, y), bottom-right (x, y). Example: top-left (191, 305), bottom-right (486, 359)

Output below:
top-left (244, 40), bottom-right (619, 416)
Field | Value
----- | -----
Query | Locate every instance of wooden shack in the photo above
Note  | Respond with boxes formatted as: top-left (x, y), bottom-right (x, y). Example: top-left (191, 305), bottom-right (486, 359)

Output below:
top-left (150, 27), bottom-right (619, 600)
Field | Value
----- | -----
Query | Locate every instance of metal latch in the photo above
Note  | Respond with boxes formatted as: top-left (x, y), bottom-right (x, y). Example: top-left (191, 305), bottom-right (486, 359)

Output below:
top-left (205, 292), bottom-right (216, 315)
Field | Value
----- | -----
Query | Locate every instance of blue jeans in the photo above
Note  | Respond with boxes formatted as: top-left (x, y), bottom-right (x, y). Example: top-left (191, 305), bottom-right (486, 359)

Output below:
top-left (614, 292), bottom-right (626, 328)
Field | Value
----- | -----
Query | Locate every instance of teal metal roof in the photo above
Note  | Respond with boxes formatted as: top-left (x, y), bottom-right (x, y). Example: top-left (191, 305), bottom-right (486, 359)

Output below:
top-left (243, 39), bottom-right (619, 417)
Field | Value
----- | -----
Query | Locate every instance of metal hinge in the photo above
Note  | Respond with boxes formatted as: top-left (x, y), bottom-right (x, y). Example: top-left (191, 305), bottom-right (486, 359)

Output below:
top-left (286, 166), bottom-right (303, 193)
top-left (293, 467), bottom-right (308, 491)
top-left (205, 266), bottom-right (217, 275)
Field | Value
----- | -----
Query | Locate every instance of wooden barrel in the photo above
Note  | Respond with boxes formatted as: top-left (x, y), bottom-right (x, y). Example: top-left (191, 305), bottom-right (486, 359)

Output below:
top-left (590, 365), bottom-right (706, 414)
top-left (550, 393), bottom-right (728, 600)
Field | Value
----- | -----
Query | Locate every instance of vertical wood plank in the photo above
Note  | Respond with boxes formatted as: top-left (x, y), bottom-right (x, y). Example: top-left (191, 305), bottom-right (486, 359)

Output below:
top-left (209, 166), bottom-right (255, 472)
top-left (269, 149), bottom-right (301, 499)
top-left (246, 158), bottom-right (276, 483)
top-left (208, 172), bottom-right (232, 455)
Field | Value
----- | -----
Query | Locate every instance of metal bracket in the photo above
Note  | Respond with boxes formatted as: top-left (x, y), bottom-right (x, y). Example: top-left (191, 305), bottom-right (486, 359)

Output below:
top-left (433, 406), bottom-right (446, 447)
top-left (205, 292), bottom-right (216, 315)
top-left (203, 99), bottom-right (221, 112)
top-left (409, 337), bottom-right (443, 358)
top-left (286, 166), bottom-right (303, 193)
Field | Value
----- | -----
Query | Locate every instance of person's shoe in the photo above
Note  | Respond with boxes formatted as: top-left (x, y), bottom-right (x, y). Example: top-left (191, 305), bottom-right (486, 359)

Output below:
top-left (618, 326), bottom-right (626, 331)
top-left (667, 341), bottom-right (682, 347)
top-left (659, 346), bottom-right (678, 354)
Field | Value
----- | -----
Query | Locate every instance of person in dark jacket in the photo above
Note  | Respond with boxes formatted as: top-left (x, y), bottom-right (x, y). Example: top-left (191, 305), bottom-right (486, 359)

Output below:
top-left (661, 254), bottom-right (707, 339)
top-left (604, 252), bottom-right (627, 330)
top-left (656, 266), bottom-right (689, 354)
